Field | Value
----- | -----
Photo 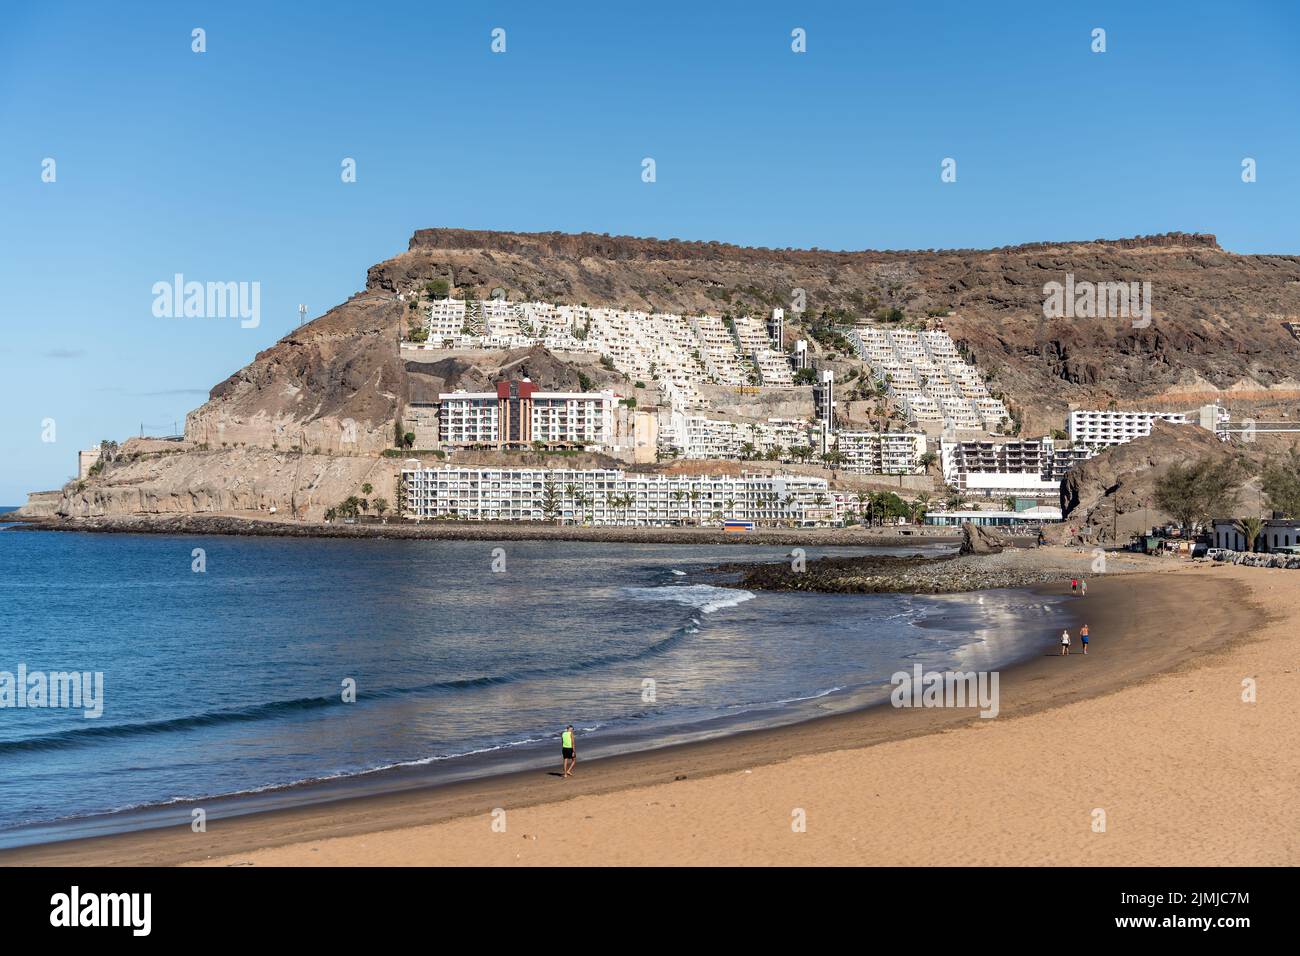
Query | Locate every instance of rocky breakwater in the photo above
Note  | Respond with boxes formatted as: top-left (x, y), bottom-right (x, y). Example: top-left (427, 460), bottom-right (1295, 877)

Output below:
top-left (1214, 550), bottom-right (1300, 569)
top-left (724, 537), bottom-right (1110, 595)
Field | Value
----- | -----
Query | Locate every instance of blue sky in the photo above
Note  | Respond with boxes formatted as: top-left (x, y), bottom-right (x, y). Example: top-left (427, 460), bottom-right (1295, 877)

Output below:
top-left (2, 0), bottom-right (1297, 503)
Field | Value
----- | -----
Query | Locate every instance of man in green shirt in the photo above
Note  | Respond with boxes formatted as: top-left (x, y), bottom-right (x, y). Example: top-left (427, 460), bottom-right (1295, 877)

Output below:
top-left (561, 725), bottom-right (576, 778)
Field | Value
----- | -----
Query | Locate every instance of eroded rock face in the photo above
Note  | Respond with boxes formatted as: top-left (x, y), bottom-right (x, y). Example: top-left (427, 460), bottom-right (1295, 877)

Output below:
top-left (48, 448), bottom-right (395, 521)
top-left (184, 293), bottom-right (407, 455)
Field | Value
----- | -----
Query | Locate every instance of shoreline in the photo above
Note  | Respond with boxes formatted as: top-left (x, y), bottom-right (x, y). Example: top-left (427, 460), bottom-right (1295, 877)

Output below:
top-left (2, 561), bottom-right (1257, 867)
top-left (0, 581), bottom-right (1070, 853)
top-left (3, 513), bottom-right (962, 548)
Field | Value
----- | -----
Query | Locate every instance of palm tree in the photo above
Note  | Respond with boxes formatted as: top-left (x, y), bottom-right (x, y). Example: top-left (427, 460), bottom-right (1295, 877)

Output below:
top-left (361, 483), bottom-right (373, 497)
top-left (373, 497), bottom-right (388, 520)
top-left (1234, 516), bottom-right (1265, 552)
top-left (865, 491), bottom-right (884, 527)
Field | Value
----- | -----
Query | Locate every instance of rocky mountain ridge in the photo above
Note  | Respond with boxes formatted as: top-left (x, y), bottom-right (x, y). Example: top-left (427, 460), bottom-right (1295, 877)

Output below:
top-left (20, 228), bottom-right (1300, 521)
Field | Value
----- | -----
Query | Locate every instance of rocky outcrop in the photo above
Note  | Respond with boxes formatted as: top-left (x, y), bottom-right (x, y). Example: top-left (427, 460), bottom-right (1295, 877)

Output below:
top-left (1214, 550), bottom-right (1300, 569)
top-left (46, 447), bottom-right (394, 521)
top-left (960, 522), bottom-right (1004, 554)
top-left (15, 490), bottom-right (61, 518)
top-left (725, 548), bottom-right (1117, 594)
top-left (404, 343), bottom-right (628, 403)
top-left (1056, 420), bottom-right (1241, 542)
top-left (184, 292), bottom-right (407, 455)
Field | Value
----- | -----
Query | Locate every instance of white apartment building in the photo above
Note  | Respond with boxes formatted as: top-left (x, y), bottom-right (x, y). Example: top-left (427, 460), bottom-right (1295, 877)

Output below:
top-left (940, 437), bottom-right (1090, 498)
top-left (401, 467), bottom-right (839, 527)
top-left (1067, 406), bottom-right (1228, 449)
top-left (675, 415), bottom-right (817, 460)
top-left (834, 432), bottom-right (927, 475)
top-left (1067, 409), bottom-right (1188, 448)
top-left (426, 298), bottom-right (468, 341)
top-left (814, 370), bottom-right (835, 429)
top-left (767, 308), bottom-right (784, 347)
top-left (438, 379), bottom-right (614, 450)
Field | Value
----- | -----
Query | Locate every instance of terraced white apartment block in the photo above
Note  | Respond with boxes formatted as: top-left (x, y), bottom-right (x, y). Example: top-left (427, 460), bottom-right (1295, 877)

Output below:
top-left (404, 298), bottom-right (798, 413)
top-left (848, 327), bottom-right (1008, 430)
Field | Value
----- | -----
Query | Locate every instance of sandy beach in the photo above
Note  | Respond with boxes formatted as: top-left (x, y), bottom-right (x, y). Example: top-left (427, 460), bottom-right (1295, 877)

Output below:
top-left (4, 552), bottom-right (1296, 867)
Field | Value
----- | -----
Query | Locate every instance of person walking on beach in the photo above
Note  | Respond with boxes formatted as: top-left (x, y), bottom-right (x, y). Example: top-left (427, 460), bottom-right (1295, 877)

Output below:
top-left (1070, 578), bottom-right (1078, 594)
top-left (1060, 629), bottom-right (1071, 656)
top-left (1080, 624), bottom-right (1090, 655)
top-left (1080, 578), bottom-right (1087, 597)
top-left (561, 725), bottom-right (576, 778)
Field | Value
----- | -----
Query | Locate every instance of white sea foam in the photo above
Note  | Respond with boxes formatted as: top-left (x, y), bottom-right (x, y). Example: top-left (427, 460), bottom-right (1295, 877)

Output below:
top-left (622, 584), bottom-right (756, 614)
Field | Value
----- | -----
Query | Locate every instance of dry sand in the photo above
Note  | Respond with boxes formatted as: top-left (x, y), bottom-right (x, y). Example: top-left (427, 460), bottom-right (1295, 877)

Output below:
top-left (5, 555), bottom-right (1296, 867)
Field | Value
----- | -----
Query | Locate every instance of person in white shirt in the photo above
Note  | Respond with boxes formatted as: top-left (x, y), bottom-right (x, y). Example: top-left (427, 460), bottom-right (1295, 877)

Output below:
top-left (1060, 629), bottom-right (1071, 656)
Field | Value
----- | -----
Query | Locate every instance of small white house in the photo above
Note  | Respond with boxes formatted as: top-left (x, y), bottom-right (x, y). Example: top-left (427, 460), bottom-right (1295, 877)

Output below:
top-left (1211, 518), bottom-right (1300, 553)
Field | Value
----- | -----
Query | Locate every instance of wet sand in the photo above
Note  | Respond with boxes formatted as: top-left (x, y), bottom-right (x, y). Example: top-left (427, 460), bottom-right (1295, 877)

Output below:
top-left (7, 555), bottom-right (1293, 866)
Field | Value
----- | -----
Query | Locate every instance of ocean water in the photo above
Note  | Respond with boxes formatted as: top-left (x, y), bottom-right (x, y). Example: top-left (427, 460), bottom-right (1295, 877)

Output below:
top-left (0, 530), bottom-right (1065, 846)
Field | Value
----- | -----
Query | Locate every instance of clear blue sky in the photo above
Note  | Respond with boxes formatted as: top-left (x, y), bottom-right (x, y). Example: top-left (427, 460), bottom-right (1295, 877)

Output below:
top-left (2, 0), bottom-right (1297, 503)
